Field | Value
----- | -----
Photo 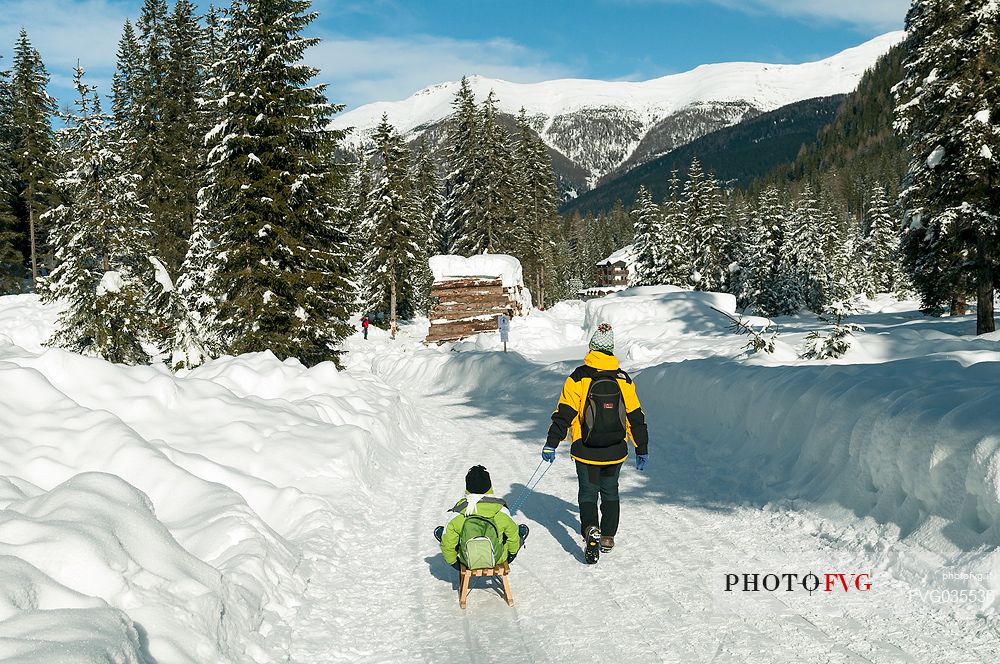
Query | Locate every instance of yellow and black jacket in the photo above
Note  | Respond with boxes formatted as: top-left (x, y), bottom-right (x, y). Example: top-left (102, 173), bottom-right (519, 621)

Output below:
top-left (546, 350), bottom-right (649, 465)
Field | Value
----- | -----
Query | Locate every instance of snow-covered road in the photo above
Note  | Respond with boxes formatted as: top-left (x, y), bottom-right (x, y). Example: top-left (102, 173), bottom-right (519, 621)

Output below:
top-left (283, 385), bottom-right (999, 663)
top-left (3, 291), bottom-right (999, 662)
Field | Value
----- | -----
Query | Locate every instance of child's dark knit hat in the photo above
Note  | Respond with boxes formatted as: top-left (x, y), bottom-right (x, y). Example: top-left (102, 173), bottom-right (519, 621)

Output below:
top-left (465, 465), bottom-right (492, 494)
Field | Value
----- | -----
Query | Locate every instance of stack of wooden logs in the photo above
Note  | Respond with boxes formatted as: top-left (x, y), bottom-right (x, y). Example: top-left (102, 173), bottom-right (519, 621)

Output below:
top-left (426, 277), bottom-right (512, 344)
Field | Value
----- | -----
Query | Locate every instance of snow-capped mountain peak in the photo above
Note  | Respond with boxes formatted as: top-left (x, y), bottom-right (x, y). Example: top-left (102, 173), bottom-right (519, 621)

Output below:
top-left (332, 31), bottom-right (905, 187)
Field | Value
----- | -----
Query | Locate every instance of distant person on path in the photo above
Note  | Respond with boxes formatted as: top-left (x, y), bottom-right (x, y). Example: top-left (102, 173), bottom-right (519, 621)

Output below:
top-left (362, 315), bottom-right (369, 340)
top-left (434, 466), bottom-right (529, 570)
top-left (498, 309), bottom-right (511, 352)
top-left (542, 323), bottom-right (648, 563)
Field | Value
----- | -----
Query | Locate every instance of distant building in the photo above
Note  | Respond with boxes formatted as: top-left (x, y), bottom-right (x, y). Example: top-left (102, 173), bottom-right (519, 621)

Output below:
top-left (596, 245), bottom-right (635, 287)
top-left (577, 245), bottom-right (635, 300)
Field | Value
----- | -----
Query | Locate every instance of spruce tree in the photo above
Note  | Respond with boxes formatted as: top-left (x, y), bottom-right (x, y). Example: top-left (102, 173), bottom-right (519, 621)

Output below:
top-left (895, 0), bottom-right (1000, 332)
top-left (199, 0), bottom-right (353, 364)
top-left (738, 187), bottom-right (789, 314)
top-left (457, 91), bottom-right (517, 255)
top-left (856, 184), bottom-right (903, 297)
top-left (42, 67), bottom-right (155, 365)
top-left (684, 159), bottom-right (728, 291)
top-left (159, 0), bottom-right (204, 274)
top-left (785, 184), bottom-right (828, 310)
top-left (513, 108), bottom-right (561, 306)
top-left (134, 0), bottom-right (174, 266)
top-left (111, 21), bottom-right (141, 125)
top-left (10, 29), bottom-right (56, 288)
top-left (360, 115), bottom-right (423, 338)
top-left (658, 170), bottom-right (688, 286)
top-left (169, 4), bottom-right (229, 367)
top-left (442, 77), bottom-right (480, 254)
top-left (0, 62), bottom-right (23, 293)
top-left (630, 186), bottom-right (660, 287)
top-left (413, 139), bottom-right (444, 254)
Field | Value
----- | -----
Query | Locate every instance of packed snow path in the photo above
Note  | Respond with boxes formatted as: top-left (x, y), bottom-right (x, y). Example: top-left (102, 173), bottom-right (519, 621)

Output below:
top-left (282, 387), bottom-right (999, 664)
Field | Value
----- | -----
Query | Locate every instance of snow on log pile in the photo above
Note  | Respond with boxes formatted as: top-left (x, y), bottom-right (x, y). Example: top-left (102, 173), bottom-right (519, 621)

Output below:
top-left (426, 255), bottom-right (532, 344)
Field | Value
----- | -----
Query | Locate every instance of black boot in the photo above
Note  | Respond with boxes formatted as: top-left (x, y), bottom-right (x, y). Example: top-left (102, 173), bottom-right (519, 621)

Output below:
top-left (584, 525), bottom-right (601, 564)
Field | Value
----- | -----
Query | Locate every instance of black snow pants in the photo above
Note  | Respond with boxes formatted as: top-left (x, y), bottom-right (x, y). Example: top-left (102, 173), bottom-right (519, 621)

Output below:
top-left (576, 460), bottom-right (623, 537)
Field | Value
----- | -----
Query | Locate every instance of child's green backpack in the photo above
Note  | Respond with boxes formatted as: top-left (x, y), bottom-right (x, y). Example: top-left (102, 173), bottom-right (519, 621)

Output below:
top-left (459, 514), bottom-right (502, 569)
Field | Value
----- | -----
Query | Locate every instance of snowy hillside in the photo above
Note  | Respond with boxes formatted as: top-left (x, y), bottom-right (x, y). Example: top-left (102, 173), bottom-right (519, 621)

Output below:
top-left (2, 287), bottom-right (999, 662)
top-left (332, 32), bottom-right (904, 185)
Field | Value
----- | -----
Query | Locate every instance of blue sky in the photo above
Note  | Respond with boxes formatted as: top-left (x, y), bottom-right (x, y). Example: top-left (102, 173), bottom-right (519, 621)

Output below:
top-left (0, 0), bottom-right (910, 113)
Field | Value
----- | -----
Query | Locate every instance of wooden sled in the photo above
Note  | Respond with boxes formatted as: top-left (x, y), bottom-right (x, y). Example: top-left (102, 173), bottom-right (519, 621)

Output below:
top-left (458, 562), bottom-right (513, 609)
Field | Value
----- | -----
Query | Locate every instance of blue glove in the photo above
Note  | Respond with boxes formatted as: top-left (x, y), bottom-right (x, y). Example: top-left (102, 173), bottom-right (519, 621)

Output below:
top-left (636, 454), bottom-right (649, 471)
top-left (542, 447), bottom-right (556, 463)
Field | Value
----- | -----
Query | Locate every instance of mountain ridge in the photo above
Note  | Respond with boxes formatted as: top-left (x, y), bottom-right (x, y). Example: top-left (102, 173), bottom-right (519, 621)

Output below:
top-left (331, 32), bottom-right (905, 189)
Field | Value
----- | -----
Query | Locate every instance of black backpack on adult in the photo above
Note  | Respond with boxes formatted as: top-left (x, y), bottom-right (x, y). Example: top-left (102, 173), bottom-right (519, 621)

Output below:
top-left (581, 372), bottom-right (628, 447)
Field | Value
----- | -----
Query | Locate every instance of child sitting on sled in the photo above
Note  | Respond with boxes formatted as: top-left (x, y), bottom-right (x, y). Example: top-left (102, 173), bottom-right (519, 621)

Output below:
top-left (434, 465), bottom-right (529, 570)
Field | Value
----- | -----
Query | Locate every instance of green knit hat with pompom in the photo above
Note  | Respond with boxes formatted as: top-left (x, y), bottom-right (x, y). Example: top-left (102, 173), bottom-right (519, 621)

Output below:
top-left (589, 323), bottom-right (615, 353)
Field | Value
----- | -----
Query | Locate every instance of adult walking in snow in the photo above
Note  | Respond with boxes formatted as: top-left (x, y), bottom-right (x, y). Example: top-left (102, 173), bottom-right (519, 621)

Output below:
top-left (542, 323), bottom-right (648, 564)
top-left (362, 315), bottom-right (370, 340)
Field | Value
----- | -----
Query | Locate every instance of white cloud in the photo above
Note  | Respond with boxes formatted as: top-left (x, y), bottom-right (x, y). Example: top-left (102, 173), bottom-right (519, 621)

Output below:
top-left (0, 0), bottom-right (131, 108)
top-left (642, 0), bottom-right (909, 30)
top-left (308, 34), bottom-right (578, 110)
top-left (0, 1), bottom-right (575, 111)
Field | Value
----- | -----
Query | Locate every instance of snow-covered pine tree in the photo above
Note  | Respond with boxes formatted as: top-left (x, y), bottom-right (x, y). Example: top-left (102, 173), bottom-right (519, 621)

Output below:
top-left (856, 184), bottom-right (903, 296)
top-left (10, 29), bottom-right (56, 288)
top-left (159, 0), bottom-right (205, 274)
top-left (42, 66), bottom-right (155, 365)
top-left (442, 77), bottom-right (480, 254)
top-left (785, 184), bottom-right (828, 310)
top-left (408, 139), bottom-right (438, 315)
top-left (133, 0), bottom-right (175, 266)
top-left (630, 185), bottom-right (660, 287)
top-left (823, 196), bottom-right (854, 304)
top-left (360, 115), bottom-right (423, 339)
top-left (170, 4), bottom-right (228, 368)
top-left (513, 108), bottom-right (561, 306)
top-left (413, 139), bottom-right (442, 238)
top-left (683, 159), bottom-right (728, 291)
top-left (565, 212), bottom-right (592, 288)
top-left (111, 21), bottom-right (142, 125)
top-left (457, 91), bottom-right (517, 255)
top-left (199, 0), bottom-right (353, 364)
top-left (895, 0), bottom-right (1000, 333)
top-left (737, 186), bottom-right (788, 314)
top-left (0, 62), bottom-right (23, 294)
top-left (657, 170), bottom-right (688, 286)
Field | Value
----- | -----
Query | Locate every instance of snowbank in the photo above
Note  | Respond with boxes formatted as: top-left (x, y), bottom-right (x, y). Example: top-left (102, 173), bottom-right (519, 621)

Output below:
top-left (584, 285), bottom-right (738, 337)
top-left (0, 295), bottom-right (422, 662)
top-left (0, 294), bottom-right (62, 353)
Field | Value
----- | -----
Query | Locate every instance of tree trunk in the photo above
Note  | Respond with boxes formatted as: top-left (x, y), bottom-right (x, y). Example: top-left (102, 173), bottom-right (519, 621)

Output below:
top-left (390, 274), bottom-right (397, 340)
top-left (950, 274), bottom-right (968, 316)
top-left (976, 232), bottom-right (996, 335)
top-left (539, 264), bottom-right (545, 309)
top-left (28, 182), bottom-right (37, 287)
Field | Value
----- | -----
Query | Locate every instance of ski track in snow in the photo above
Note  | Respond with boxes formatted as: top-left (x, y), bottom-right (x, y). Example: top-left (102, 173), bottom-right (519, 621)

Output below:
top-left (281, 387), bottom-right (1000, 664)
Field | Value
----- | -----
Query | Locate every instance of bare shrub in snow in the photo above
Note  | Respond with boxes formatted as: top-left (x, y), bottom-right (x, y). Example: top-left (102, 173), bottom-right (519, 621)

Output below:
top-left (713, 307), bottom-right (779, 354)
